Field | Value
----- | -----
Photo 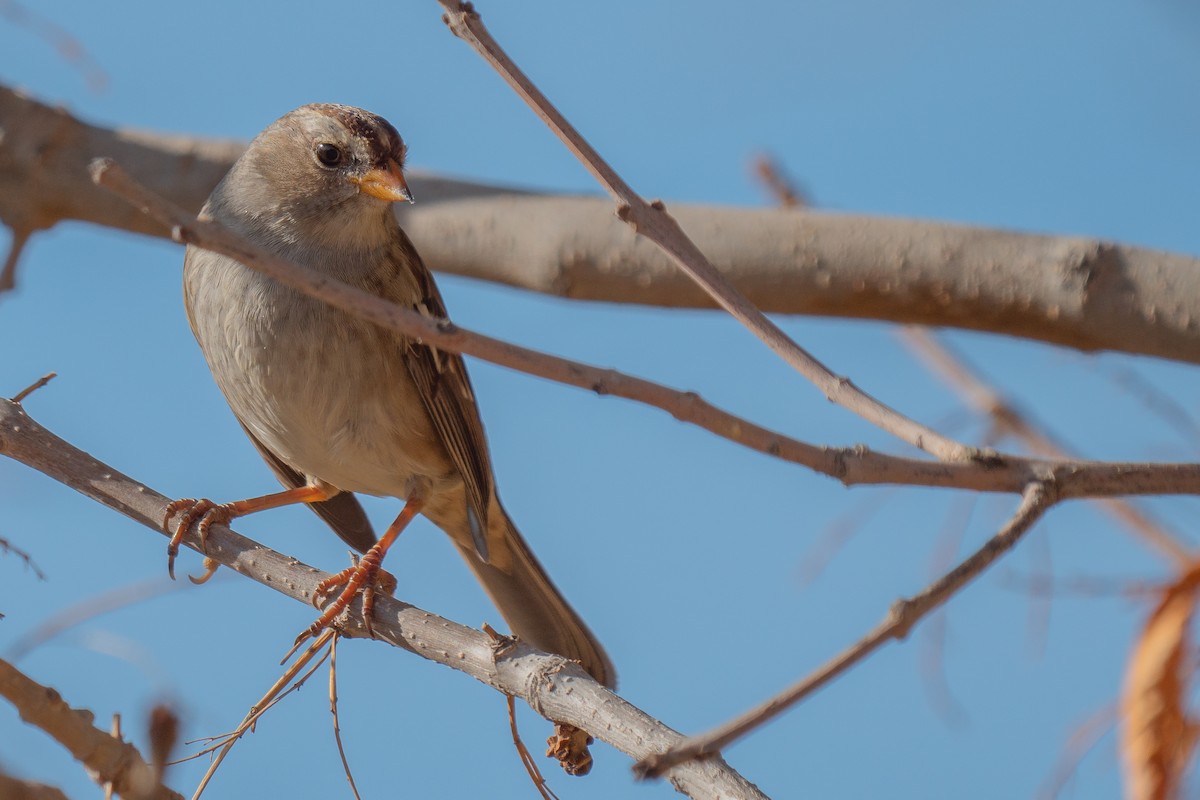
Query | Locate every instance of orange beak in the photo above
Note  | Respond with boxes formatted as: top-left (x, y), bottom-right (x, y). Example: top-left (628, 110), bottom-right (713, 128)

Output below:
top-left (351, 158), bottom-right (414, 203)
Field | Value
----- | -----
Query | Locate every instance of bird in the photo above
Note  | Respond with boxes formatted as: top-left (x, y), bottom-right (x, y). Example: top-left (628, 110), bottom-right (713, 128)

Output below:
top-left (167, 103), bottom-right (615, 689)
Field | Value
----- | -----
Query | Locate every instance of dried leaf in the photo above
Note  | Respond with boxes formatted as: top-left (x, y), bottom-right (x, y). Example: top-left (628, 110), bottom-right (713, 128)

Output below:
top-left (1121, 562), bottom-right (1200, 800)
top-left (546, 722), bottom-right (594, 777)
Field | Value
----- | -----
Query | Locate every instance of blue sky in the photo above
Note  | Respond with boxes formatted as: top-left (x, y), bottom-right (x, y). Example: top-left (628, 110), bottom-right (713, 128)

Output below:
top-left (3, 1), bottom-right (1200, 797)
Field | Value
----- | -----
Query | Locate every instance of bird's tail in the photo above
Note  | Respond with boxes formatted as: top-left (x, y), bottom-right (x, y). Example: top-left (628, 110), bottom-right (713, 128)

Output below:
top-left (457, 507), bottom-right (616, 689)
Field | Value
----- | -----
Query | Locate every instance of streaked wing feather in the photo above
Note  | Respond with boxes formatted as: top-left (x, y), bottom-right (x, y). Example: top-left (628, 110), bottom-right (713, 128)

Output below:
top-left (393, 230), bottom-right (494, 551)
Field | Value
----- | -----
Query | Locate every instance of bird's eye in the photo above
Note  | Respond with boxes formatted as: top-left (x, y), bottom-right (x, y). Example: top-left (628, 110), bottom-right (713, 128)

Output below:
top-left (315, 143), bottom-right (343, 167)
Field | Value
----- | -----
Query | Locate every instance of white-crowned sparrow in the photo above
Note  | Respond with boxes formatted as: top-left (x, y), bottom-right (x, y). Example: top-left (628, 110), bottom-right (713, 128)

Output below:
top-left (169, 103), bottom-right (614, 688)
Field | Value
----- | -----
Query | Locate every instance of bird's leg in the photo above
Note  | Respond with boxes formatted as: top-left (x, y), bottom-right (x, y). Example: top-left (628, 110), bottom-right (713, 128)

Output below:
top-left (164, 483), bottom-right (337, 579)
top-left (299, 489), bottom-right (427, 644)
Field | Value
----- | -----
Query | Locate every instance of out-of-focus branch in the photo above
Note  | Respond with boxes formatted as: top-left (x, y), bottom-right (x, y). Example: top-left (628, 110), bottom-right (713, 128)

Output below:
top-left (3, 86), bottom-right (1200, 365)
top-left (636, 481), bottom-right (1056, 778)
top-left (0, 657), bottom-right (181, 800)
top-left (750, 153), bottom-right (808, 208)
top-left (88, 160), bottom-right (1200, 507)
top-left (0, 85), bottom-right (511, 259)
top-left (0, 225), bottom-right (32, 293)
top-left (0, 399), bottom-right (766, 800)
top-left (0, 1), bottom-right (107, 91)
top-left (901, 327), bottom-right (1192, 564)
top-left (0, 772), bottom-right (69, 800)
top-left (0, 86), bottom-right (242, 244)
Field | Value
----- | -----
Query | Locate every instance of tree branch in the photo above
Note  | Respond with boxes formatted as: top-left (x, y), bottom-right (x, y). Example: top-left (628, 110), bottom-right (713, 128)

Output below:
top-left (84, 160), bottom-right (1200, 520)
top-left (635, 481), bottom-right (1056, 778)
top-left (0, 398), bottom-right (767, 800)
top-left (0, 772), bottom-right (69, 800)
top-left (438, 0), bottom-right (973, 461)
top-left (0, 657), bottom-right (182, 800)
top-left (3, 85), bottom-right (1200, 365)
top-left (901, 327), bottom-right (1191, 563)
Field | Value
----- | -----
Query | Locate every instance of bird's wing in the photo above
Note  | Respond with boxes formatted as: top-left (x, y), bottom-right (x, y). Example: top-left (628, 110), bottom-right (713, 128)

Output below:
top-left (391, 229), bottom-right (495, 561)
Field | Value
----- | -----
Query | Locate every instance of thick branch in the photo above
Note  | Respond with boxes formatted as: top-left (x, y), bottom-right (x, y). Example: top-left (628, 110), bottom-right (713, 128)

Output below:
top-left (3, 85), bottom-right (1200, 364)
top-left (0, 85), bottom-right (242, 240)
top-left (0, 399), bottom-right (765, 800)
top-left (0, 86), bottom-right (512, 242)
top-left (0, 658), bottom-right (181, 800)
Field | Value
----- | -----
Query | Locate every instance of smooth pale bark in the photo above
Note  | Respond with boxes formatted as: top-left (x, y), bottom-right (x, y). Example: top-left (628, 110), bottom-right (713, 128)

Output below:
top-left (3, 85), bottom-right (1200, 365)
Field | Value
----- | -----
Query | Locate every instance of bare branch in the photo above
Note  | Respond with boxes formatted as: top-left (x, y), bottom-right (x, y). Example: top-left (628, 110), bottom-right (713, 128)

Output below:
top-left (327, 634), bottom-right (363, 800)
top-left (0, 399), bottom-right (767, 800)
top-left (191, 631), bottom-right (334, 798)
top-left (10, 371), bottom-right (56, 404)
top-left (635, 481), bottom-right (1056, 778)
top-left (0, 657), bottom-right (182, 799)
top-left (85, 160), bottom-right (1200, 510)
top-left (0, 534), bottom-right (45, 581)
top-left (438, 0), bottom-right (972, 461)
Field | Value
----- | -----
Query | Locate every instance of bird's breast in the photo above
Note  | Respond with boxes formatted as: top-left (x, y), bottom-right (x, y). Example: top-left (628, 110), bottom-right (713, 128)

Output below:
top-left (183, 246), bottom-right (455, 498)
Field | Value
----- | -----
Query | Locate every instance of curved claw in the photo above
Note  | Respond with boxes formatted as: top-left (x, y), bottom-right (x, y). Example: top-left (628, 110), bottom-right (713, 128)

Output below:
top-left (162, 498), bottom-right (233, 580)
top-left (188, 557), bottom-right (221, 585)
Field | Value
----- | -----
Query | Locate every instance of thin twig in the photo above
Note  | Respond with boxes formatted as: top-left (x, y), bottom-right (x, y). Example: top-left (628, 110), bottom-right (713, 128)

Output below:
top-left (1024, 530), bottom-right (1053, 661)
top-left (0, 535), bottom-right (46, 581)
top-left (328, 634), bottom-right (363, 800)
top-left (750, 153), bottom-right (808, 208)
top-left (1001, 572), bottom-right (1166, 606)
top-left (488, 623), bottom-right (559, 796)
top-left (635, 481), bottom-right (1056, 778)
top-left (506, 695), bottom-right (559, 800)
top-left (901, 326), bottom-right (1192, 563)
top-left (436, 0), bottom-right (973, 462)
top-left (1038, 704), bottom-right (1116, 799)
top-left (0, 1), bottom-right (107, 90)
top-left (794, 488), bottom-right (897, 586)
top-left (7, 577), bottom-right (188, 660)
top-left (1104, 364), bottom-right (1200, 455)
top-left (918, 494), bottom-right (978, 728)
top-left (85, 161), bottom-right (1200, 503)
top-left (190, 630), bottom-right (334, 798)
top-left (10, 371), bottom-right (56, 404)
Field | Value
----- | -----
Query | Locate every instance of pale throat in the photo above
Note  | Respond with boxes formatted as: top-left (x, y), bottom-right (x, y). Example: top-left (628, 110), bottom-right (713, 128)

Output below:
top-left (282, 196), bottom-right (398, 263)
